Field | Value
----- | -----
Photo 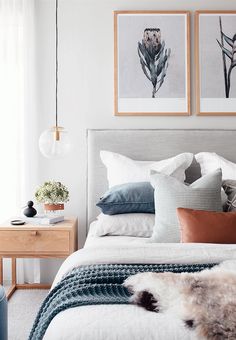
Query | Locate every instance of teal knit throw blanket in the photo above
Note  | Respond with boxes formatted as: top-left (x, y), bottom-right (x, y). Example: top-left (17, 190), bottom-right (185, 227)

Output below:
top-left (29, 263), bottom-right (216, 340)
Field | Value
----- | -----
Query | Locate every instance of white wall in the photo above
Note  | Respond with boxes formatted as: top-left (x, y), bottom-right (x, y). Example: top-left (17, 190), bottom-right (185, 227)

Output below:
top-left (36, 0), bottom-right (236, 282)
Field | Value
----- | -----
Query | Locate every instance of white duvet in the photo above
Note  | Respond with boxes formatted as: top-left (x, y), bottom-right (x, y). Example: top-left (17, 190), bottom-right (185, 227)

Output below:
top-left (43, 237), bottom-right (236, 340)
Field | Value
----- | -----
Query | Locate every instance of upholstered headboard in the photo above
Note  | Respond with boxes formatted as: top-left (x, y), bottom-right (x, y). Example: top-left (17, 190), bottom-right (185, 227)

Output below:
top-left (87, 129), bottom-right (236, 229)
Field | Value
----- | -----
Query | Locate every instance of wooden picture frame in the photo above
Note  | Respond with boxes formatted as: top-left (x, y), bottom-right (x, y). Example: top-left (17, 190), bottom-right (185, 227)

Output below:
top-left (196, 10), bottom-right (236, 116)
top-left (114, 11), bottom-right (191, 116)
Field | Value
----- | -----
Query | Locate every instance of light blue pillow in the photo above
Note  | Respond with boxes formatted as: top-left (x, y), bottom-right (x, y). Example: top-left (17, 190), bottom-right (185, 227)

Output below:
top-left (96, 182), bottom-right (154, 215)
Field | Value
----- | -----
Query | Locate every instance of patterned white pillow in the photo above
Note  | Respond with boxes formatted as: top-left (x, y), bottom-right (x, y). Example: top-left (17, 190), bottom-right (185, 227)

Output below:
top-left (150, 169), bottom-right (223, 243)
top-left (222, 180), bottom-right (236, 212)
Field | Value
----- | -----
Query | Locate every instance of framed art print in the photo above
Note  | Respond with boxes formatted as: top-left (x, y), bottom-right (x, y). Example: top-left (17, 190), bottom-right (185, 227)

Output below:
top-left (196, 11), bottom-right (236, 115)
top-left (114, 11), bottom-right (190, 116)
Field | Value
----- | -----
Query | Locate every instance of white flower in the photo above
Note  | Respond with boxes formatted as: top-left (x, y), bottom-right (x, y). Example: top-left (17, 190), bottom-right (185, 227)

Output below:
top-left (35, 181), bottom-right (69, 204)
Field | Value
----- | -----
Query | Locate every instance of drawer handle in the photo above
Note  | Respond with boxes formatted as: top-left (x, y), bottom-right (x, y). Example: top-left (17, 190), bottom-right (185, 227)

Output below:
top-left (30, 231), bottom-right (38, 236)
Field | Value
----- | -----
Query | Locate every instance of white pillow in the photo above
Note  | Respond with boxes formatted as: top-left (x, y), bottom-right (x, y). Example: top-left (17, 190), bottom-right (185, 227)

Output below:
top-left (195, 152), bottom-right (236, 180)
top-left (100, 151), bottom-right (193, 188)
top-left (89, 213), bottom-right (154, 237)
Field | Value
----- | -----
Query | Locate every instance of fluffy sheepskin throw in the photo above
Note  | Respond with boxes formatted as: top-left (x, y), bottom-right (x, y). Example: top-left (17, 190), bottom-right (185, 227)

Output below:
top-left (124, 260), bottom-right (236, 340)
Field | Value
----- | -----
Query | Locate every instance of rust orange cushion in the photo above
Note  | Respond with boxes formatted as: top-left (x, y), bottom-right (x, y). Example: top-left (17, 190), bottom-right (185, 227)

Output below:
top-left (177, 208), bottom-right (236, 244)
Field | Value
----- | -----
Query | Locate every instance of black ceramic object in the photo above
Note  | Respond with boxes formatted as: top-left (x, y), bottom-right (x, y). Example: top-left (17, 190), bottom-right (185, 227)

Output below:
top-left (23, 201), bottom-right (37, 217)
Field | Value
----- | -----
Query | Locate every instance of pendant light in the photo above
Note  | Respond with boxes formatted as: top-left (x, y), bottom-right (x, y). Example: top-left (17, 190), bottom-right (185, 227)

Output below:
top-left (39, 0), bottom-right (71, 159)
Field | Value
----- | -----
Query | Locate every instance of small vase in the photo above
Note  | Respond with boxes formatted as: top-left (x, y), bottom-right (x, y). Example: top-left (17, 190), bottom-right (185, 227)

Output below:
top-left (44, 203), bottom-right (64, 217)
top-left (24, 201), bottom-right (37, 217)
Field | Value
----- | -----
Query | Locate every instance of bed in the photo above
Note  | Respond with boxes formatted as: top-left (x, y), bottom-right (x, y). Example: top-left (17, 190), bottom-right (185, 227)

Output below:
top-left (32, 129), bottom-right (236, 340)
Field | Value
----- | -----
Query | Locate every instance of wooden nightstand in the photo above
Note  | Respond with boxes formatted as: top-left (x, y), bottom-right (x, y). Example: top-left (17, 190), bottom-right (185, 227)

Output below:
top-left (0, 217), bottom-right (77, 299)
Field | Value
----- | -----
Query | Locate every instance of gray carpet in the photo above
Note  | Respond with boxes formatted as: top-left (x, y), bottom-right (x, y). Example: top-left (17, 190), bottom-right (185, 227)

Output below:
top-left (7, 289), bottom-right (49, 340)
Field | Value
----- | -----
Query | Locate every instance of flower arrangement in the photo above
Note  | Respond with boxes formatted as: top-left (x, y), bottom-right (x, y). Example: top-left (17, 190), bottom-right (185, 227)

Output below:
top-left (35, 181), bottom-right (69, 204)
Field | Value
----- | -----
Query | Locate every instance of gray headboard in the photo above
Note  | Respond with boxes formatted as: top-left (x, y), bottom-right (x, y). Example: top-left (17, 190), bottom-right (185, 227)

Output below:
top-left (87, 129), bottom-right (236, 229)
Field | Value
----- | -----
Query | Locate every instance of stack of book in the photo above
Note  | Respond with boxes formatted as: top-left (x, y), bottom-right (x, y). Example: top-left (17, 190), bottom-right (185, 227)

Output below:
top-left (25, 215), bottom-right (64, 225)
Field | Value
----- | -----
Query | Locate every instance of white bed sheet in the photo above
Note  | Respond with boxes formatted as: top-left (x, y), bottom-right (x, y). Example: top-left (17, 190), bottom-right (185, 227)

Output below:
top-left (84, 232), bottom-right (148, 249)
top-left (44, 305), bottom-right (198, 340)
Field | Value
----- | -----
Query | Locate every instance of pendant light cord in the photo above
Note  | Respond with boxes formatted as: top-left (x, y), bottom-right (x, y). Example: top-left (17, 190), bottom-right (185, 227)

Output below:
top-left (55, 0), bottom-right (58, 128)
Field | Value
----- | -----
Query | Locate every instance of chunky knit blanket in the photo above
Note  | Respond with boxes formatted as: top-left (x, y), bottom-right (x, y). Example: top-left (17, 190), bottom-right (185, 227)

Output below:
top-left (28, 263), bottom-right (216, 340)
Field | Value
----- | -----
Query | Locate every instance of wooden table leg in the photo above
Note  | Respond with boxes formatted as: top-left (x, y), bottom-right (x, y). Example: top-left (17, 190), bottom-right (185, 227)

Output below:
top-left (6, 257), bottom-right (17, 300)
top-left (6, 285), bottom-right (16, 300)
top-left (0, 257), bottom-right (3, 285)
top-left (4, 257), bottom-right (50, 298)
top-left (12, 257), bottom-right (16, 286)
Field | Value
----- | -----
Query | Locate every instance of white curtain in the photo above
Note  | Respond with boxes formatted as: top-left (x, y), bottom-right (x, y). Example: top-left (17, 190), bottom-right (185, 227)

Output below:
top-left (0, 0), bottom-right (40, 284)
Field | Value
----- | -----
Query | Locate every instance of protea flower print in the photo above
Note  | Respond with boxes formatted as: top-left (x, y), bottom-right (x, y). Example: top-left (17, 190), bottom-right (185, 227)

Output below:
top-left (138, 28), bottom-right (171, 98)
top-left (217, 16), bottom-right (236, 98)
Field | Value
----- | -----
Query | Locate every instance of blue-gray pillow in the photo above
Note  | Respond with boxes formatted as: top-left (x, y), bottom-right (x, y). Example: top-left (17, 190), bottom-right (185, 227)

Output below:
top-left (96, 182), bottom-right (154, 215)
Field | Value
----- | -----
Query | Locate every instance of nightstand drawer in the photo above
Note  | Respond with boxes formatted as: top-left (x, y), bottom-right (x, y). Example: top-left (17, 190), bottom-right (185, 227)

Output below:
top-left (0, 230), bottom-right (70, 254)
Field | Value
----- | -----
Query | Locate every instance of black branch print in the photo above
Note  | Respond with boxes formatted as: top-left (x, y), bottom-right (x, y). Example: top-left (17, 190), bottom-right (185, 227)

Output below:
top-left (217, 16), bottom-right (236, 98)
top-left (138, 28), bottom-right (171, 98)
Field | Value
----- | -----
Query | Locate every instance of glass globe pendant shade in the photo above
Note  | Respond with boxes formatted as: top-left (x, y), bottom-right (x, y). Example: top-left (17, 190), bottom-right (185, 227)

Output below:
top-left (39, 126), bottom-right (71, 159)
top-left (39, 1), bottom-right (72, 159)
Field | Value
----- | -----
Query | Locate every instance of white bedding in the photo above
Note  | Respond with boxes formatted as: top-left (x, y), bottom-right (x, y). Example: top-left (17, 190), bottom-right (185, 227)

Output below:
top-left (44, 305), bottom-right (198, 340)
top-left (43, 229), bottom-right (236, 340)
top-left (84, 233), bottom-right (148, 249)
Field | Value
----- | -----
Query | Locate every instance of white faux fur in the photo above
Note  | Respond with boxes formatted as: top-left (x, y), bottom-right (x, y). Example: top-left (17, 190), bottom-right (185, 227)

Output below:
top-left (124, 260), bottom-right (236, 340)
